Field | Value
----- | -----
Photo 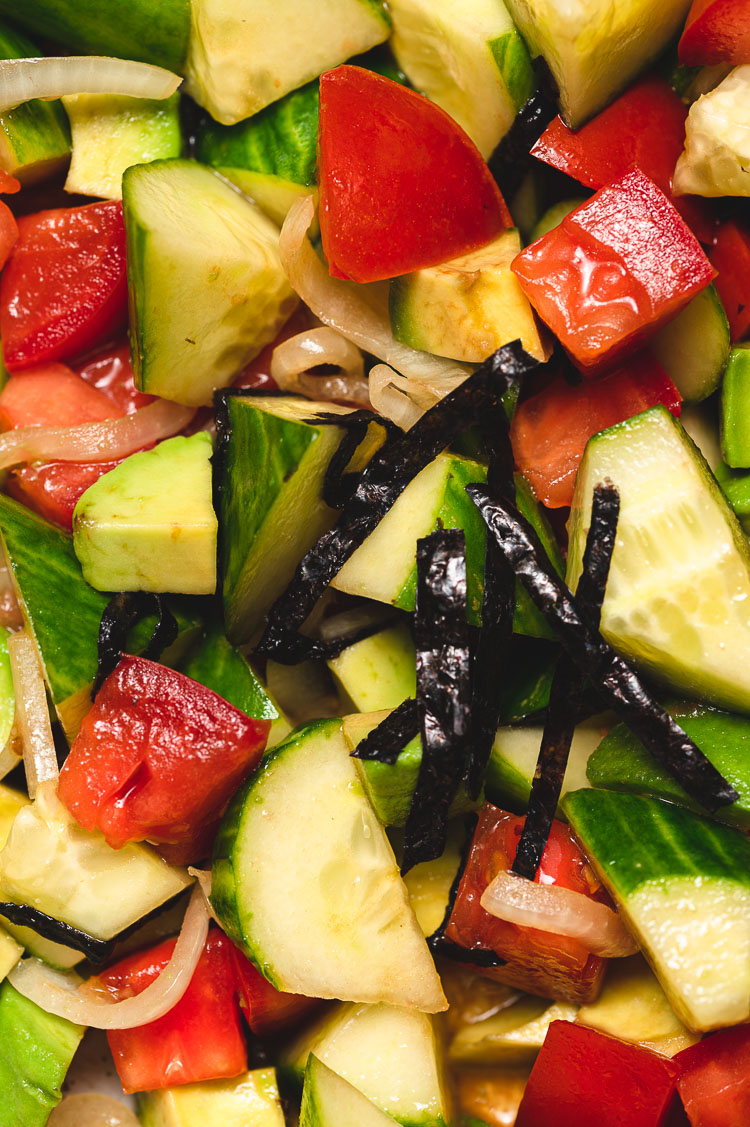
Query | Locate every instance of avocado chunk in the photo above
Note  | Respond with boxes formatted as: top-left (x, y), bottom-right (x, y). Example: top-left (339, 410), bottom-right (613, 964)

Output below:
top-left (400, 820), bottom-right (463, 937)
top-left (448, 997), bottom-right (577, 1066)
top-left (123, 159), bottom-right (298, 406)
top-left (217, 167), bottom-right (320, 233)
top-left (301, 1055), bottom-right (400, 1127)
top-left (73, 433), bottom-right (217, 596)
top-left (389, 0), bottom-right (533, 158)
top-left (390, 230), bottom-right (547, 364)
top-left (327, 622), bottom-right (416, 713)
top-left (0, 979), bottom-right (84, 1127)
top-left (185, 0), bottom-right (390, 125)
top-left (63, 93), bottom-right (181, 200)
top-left (0, 19), bottom-right (70, 184)
top-left (137, 1068), bottom-right (285, 1127)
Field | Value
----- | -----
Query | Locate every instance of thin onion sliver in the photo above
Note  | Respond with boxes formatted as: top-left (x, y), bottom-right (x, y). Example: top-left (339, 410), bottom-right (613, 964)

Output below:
top-left (8, 884), bottom-right (208, 1029)
top-left (7, 631), bottom-right (57, 798)
top-left (48, 1093), bottom-right (141, 1127)
top-left (0, 56), bottom-right (181, 113)
top-left (271, 327), bottom-right (370, 406)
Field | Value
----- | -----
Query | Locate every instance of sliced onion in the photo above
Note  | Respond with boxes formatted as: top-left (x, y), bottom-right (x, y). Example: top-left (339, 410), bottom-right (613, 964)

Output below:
top-left (48, 1094), bottom-right (141, 1127)
top-left (271, 327), bottom-right (370, 406)
top-left (0, 735), bottom-right (20, 782)
top-left (7, 631), bottom-right (57, 798)
top-left (0, 56), bottom-right (181, 113)
top-left (0, 399), bottom-right (195, 471)
top-left (8, 884), bottom-right (208, 1028)
top-left (480, 869), bottom-right (639, 958)
top-left (368, 363), bottom-right (468, 430)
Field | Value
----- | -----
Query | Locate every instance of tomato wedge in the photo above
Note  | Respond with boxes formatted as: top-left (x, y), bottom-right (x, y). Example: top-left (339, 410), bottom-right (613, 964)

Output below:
top-left (318, 66), bottom-right (510, 284)
top-left (674, 1024), bottom-right (750, 1127)
top-left (679, 0), bottom-right (750, 66)
top-left (709, 219), bottom-right (750, 342)
top-left (227, 941), bottom-right (320, 1035)
top-left (0, 363), bottom-right (123, 430)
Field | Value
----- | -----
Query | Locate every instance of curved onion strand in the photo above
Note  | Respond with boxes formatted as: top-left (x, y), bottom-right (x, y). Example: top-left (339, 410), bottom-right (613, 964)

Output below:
top-left (48, 1094), bottom-right (141, 1127)
top-left (0, 399), bottom-right (195, 471)
top-left (271, 327), bottom-right (370, 406)
top-left (0, 57), bottom-right (181, 113)
top-left (8, 884), bottom-right (208, 1029)
top-left (480, 869), bottom-right (639, 958)
top-left (368, 363), bottom-right (468, 430)
top-left (8, 631), bottom-right (57, 798)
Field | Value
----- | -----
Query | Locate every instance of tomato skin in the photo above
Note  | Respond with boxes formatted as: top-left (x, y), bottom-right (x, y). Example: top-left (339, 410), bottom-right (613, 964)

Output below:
top-left (99, 929), bottom-right (247, 1094)
top-left (0, 200), bottom-right (128, 371)
top-left (679, 0), bottom-right (750, 66)
top-left (6, 459), bottom-right (122, 529)
top-left (674, 1024), bottom-right (750, 1127)
top-left (58, 656), bottom-right (271, 858)
top-left (511, 353), bottom-right (682, 508)
top-left (318, 66), bottom-right (510, 284)
top-left (228, 940), bottom-right (320, 1035)
top-left (444, 804), bottom-right (607, 1005)
top-left (709, 219), bottom-right (750, 342)
top-left (515, 1021), bottom-right (682, 1127)
top-left (77, 341), bottom-right (154, 414)
top-left (512, 171), bottom-right (715, 371)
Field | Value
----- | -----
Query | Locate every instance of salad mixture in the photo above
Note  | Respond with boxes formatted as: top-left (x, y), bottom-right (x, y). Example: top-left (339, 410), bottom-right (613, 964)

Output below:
top-left (0, 0), bottom-right (748, 1125)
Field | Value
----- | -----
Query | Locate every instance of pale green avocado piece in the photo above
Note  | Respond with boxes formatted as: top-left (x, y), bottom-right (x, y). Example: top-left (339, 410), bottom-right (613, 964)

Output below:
top-left (137, 1068), bottom-right (286, 1127)
top-left (73, 433), bottom-right (217, 596)
top-left (485, 718), bottom-right (599, 814)
top-left (63, 92), bottom-right (181, 200)
top-left (186, 0), bottom-right (390, 124)
top-left (390, 231), bottom-right (548, 364)
top-left (650, 283), bottom-right (730, 404)
top-left (388, 0), bottom-right (533, 158)
top-left (123, 159), bottom-right (298, 406)
top-left (401, 821), bottom-right (463, 937)
top-left (0, 979), bottom-right (84, 1127)
top-left (327, 622), bottom-right (416, 712)
top-left (504, 0), bottom-right (693, 127)
top-left (448, 997), bottom-right (577, 1066)
top-left (301, 1055), bottom-right (400, 1127)
top-left (218, 167), bottom-right (320, 236)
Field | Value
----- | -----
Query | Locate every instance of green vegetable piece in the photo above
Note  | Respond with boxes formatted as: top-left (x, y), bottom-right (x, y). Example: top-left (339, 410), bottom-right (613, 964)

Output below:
top-left (181, 623), bottom-right (277, 722)
top-left (137, 1068), bottom-right (286, 1127)
top-left (301, 1055), bottom-right (399, 1127)
top-left (0, 19), bottom-right (70, 183)
top-left (0, 979), bottom-right (84, 1127)
top-left (401, 821), bottom-right (463, 938)
top-left (721, 346), bottom-right (750, 467)
top-left (73, 433), bottom-right (218, 596)
top-left (448, 997), bottom-right (577, 1066)
top-left (496, 638), bottom-right (558, 724)
top-left (485, 719), bottom-right (598, 814)
top-left (216, 168), bottom-right (320, 234)
top-left (327, 622), bottom-right (416, 713)
top-left (530, 198), bottom-right (585, 242)
top-left (714, 459), bottom-right (750, 532)
top-left (0, 628), bottom-right (14, 750)
top-left (650, 283), bottom-right (730, 404)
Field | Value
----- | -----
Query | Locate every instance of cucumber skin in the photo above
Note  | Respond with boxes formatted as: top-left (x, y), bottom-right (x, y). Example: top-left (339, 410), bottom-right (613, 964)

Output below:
top-left (0, 0), bottom-right (190, 71)
top-left (0, 20), bottom-right (70, 182)
top-left (181, 625), bottom-right (277, 722)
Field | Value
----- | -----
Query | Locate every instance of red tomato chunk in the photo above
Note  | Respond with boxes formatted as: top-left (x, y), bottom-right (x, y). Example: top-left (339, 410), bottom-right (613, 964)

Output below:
top-left (512, 170), bottom-right (715, 372)
top-left (58, 656), bottom-right (271, 861)
top-left (679, 0), bottom-right (750, 67)
top-left (227, 941), bottom-right (320, 1036)
top-left (318, 65), bottom-right (510, 284)
top-left (709, 219), bottom-right (750, 342)
top-left (444, 804), bottom-right (607, 1004)
top-left (674, 1024), bottom-right (750, 1127)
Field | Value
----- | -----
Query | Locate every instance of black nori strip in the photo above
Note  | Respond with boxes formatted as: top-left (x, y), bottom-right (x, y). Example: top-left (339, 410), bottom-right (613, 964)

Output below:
top-left (95, 592), bottom-right (179, 695)
top-left (258, 341), bottom-right (541, 664)
top-left (467, 486), bottom-right (739, 812)
top-left (318, 410), bottom-right (380, 510)
top-left (0, 902), bottom-right (114, 963)
top-left (488, 57), bottom-right (560, 201)
top-left (350, 697), bottom-right (419, 764)
top-left (512, 483), bottom-right (619, 881)
top-left (401, 530), bottom-right (472, 875)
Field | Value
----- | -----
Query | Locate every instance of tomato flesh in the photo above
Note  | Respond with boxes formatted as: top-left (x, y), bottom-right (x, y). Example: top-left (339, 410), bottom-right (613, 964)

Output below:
top-left (679, 0), bottom-right (750, 66)
top-left (318, 66), bottom-right (510, 284)
top-left (58, 656), bottom-right (271, 859)
top-left (674, 1024), bottom-right (750, 1127)
top-left (0, 363), bottom-right (123, 430)
top-left (77, 341), bottom-right (154, 414)
top-left (227, 941), bottom-right (320, 1035)
top-left (709, 219), bottom-right (750, 342)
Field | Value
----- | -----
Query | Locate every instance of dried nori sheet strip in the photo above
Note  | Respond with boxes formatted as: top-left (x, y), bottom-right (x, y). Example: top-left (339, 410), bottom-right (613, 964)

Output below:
top-left (467, 486), bottom-right (739, 812)
top-left (0, 902), bottom-right (114, 963)
top-left (258, 341), bottom-right (541, 664)
top-left (350, 697), bottom-right (419, 764)
top-left (95, 592), bottom-right (179, 695)
top-left (512, 483), bottom-right (619, 881)
top-left (316, 410), bottom-right (384, 510)
top-left (401, 530), bottom-right (473, 875)
top-left (488, 57), bottom-right (560, 201)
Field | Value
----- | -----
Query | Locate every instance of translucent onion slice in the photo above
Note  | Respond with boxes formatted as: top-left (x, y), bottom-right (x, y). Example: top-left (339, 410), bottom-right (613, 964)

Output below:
top-left (368, 362), bottom-right (467, 430)
top-left (279, 196), bottom-right (471, 409)
top-left (48, 1094), bottom-right (141, 1127)
top-left (8, 884), bottom-right (208, 1029)
top-left (271, 326), bottom-right (370, 406)
top-left (0, 736), bottom-right (20, 783)
top-left (7, 631), bottom-right (57, 798)
top-left (480, 869), bottom-right (639, 958)
top-left (0, 398), bottom-right (195, 471)
top-left (0, 56), bottom-right (181, 113)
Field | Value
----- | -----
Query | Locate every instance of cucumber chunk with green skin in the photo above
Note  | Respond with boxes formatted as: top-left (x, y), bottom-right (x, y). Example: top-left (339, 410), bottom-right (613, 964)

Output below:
top-left (218, 394), bottom-right (386, 645)
top-left (388, 0), bottom-right (533, 159)
top-left (496, 638), bottom-right (558, 723)
top-left (563, 788), bottom-right (750, 1032)
top-left (181, 624), bottom-right (277, 723)
top-left (186, 0), bottom-right (390, 125)
top-left (0, 0), bottom-right (190, 71)
top-left (714, 459), bottom-right (750, 532)
top-left (587, 703), bottom-right (750, 829)
top-left (0, 979), bottom-right (84, 1127)
top-left (720, 347), bottom-right (750, 467)
top-left (217, 168), bottom-right (320, 235)
top-left (301, 1056), bottom-right (400, 1127)
top-left (282, 1001), bottom-right (452, 1126)
top-left (0, 495), bottom-right (201, 741)
top-left (124, 160), bottom-right (298, 407)
top-left (0, 628), bottom-right (14, 751)
top-left (485, 718), bottom-right (599, 814)
top-left (327, 622), bottom-right (416, 713)
top-left (211, 719), bottom-right (446, 1012)
top-left (137, 1068), bottom-right (286, 1127)
top-left (650, 283), bottom-right (730, 403)
top-left (63, 92), bottom-right (181, 201)
top-left (0, 20), bottom-right (70, 184)
top-left (566, 406), bottom-right (750, 714)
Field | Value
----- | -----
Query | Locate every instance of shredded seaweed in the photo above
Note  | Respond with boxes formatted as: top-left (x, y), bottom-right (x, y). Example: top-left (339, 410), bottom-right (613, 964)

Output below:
top-left (467, 486), bottom-right (739, 813)
top-left (350, 697), bottom-right (419, 765)
top-left (258, 341), bottom-right (541, 664)
top-left (512, 483), bottom-right (619, 881)
top-left (95, 592), bottom-right (179, 695)
top-left (401, 530), bottom-right (472, 875)
top-left (0, 902), bottom-right (114, 963)
top-left (315, 410), bottom-right (384, 510)
top-left (488, 57), bottom-right (560, 201)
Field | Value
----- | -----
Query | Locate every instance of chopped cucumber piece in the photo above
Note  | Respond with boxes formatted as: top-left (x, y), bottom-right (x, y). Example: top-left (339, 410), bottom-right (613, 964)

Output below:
top-left (327, 623), bottom-right (416, 713)
top-left (650, 283), bottom-right (730, 403)
top-left (567, 406), bottom-right (750, 713)
top-left (485, 719), bottom-right (599, 813)
top-left (217, 168), bottom-right (319, 234)
top-left (721, 346), bottom-right (750, 468)
top-left (530, 197), bottom-right (585, 241)
top-left (564, 789), bottom-right (750, 1031)
top-left (0, 20), bottom-right (70, 184)
top-left (674, 65), bottom-right (750, 197)
top-left (0, 627), bottom-right (14, 751)
top-left (123, 159), bottom-right (298, 407)
top-left (211, 719), bottom-right (446, 1012)
top-left (180, 624), bottom-right (277, 722)
top-left (401, 822), bottom-right (463, 937)
top-left (448, 998), bottom-right (577, 1066)
top-left (301, 1056), bottom-right (399, 1127)
top-left (137, 1068), bottom-right (286, 1127)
